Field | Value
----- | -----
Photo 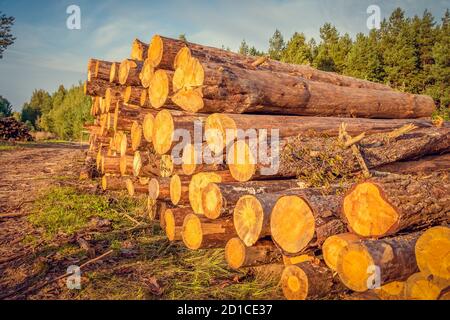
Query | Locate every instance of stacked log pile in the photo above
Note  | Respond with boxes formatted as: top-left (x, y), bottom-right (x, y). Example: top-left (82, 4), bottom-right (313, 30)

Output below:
top-left (0, 117), bottom-right (33, 142)
top-left (82, 35), bottom-right (450, 300)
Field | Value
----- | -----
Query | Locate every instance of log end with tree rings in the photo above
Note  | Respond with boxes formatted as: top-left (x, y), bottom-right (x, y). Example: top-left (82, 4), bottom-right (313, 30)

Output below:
top-left (148, 178), bottom-right (161, 201)
top-left (140, 86), bottom-right (148, 106)
top-left (120, 133), bottom-right (128, 157)
top-left (118, 59), bottom-right (133, 85)
top-left (374, 281), bottom-right (406, 300)
top-left (160, 155), bottom-right (174, 178)
top-left (189, 172), bottom-right (224, 214)
top-left (415, 226), bottom-right (450, 280)
top-left (182, 214), bottom-right (203, 250)
top-left (233, 195), bottom-right (264, 246)
top-left (152, 110), bottom-right (174, 155)
top-left (336, 242), bottom-right (375, 292)
top-left (123, 86), bottom-right (132, 104)
top-left (125, 178), bottom-right (135, 196)
top-left (202, 182), bottom-right (223, 220)
top-left (172, 67), bottom-right (185, 92)
top-left (225, 237), bottom-right (247, 269)
top-left (142, 113), bottom-right (154, 143)
top-left (343, 182), bottom-right (399, 238)
top-left (132, 151), bottom-right (142, 177)
top-left (205, 113), bottom-right (236, 154)
top-left (131, 39), bottom-right (147, 61)
top-left (148, 35), bottom-right (164, 67)
top-left (171, 88), bottom-right (204, 113)
top-left (170, 174), bottom-right (182, 205)
top-left (322, 233), bottom-right (360, 271)
top-left (181, 143), bottom-right (198, 175)
top-left (101, 175), bottom-right (108, 191)
top-left (139, 58), bottom-right (155, 89)
top-left (164, 209), bottom-right (177, 241)
top-left (130, 121), bottom-right (142, 151)
top-left (227, 140), bottom-right (256, 182)
top-left (109, 62), bottom-right (117, 82)
top-left (405, 272), bottom-right (448, 300)
top-left (280, 264), bottom-right (310, 300)
top-left (270, 195), bottom-right (315, 255)
top-left (174, 46), bottom-right (191, 71)
top-left (148, 69), bottom-right (170, 108)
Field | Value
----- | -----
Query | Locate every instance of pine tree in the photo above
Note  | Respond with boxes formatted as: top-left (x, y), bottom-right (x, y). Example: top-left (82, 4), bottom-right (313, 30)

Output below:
top-left (238, 39), bottom-right (249, 55)
top-left (268, 29), bottom-right (285, 60)
top-left (178, 34), bottom-right (187, 42)
top-left (281, 32), bottom-right (312, 65)
top-left (313, 23), bottom-right (340, 72)
top-left (0, 95), bottom-right (12, 117)
top-left (0, 11), bottom-right (15, 58)
top-left (249, 46), bottom-right (264, 57)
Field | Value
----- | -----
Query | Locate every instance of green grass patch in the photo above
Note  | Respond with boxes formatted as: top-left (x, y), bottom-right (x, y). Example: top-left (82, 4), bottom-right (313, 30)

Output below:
top-left (29, 187), bottom-right (143, 239)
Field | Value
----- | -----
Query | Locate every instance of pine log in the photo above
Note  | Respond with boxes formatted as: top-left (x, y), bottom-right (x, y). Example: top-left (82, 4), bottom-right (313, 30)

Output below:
top-left (172, 61), bottom-right (434, 118)
top-left (109, 62), bottom-right (119, 83)
top-left (87, 58), bottom-right (97, 81)
top-left (147, 35), bottom-right (392, 91)
top-left (148, 69), bottom-right (175, 108)
top-left (228, 126), bottom-right (450, 182)
top-left (201, 180), bottom-right (303, 219)
top-left (322, 233), bottom-right (360, 271)
top-left (105, 86), bottom-right (125, 112)
top-left (181, 143), bottom-right (228, 175)
top-left (148, 177), bottom-right (170, 201)
top-left (84, 79), bottom-right (111, 97)
top-left (404, 272), bottom-right (449, 300)
top-left (131, 38), bottom-right (149, 61)
top-left (101, 155), bottom-right (121, 174)
top-left (342, 175), bottom-right (449, 238)
top-left (336, 232), bottom-right (422, 292)
top-left (95, 60), bottom-right (114, 81)
top-left (120, 155), bottom-right (134, 176)
top-left (164, 207), bottom-right (192, 241)
top-left (225, 238), bottom-right (282, 269)
top-left (139, 59), bottom-right (155, 89)
top-left (281, 261), bottom-right (343, 300)
top-left (181, 214), bottom-right (236, 250)
top-left (169, 174), bottom-right (190, 205)
top-left (125, 177), bottom-right (149, 196)
top-left (373, 281), bottom-right (406, 300)
top-left (101, 175), bottom-right (124, 191)
top-left (124, 86), bottom-right (147, 106)
top-left (118, 59), bottom-right (143, 86)
top-left (415, 226), bottom-right (450, 280)
top-left (204, 113), bottom-right (440, 154)
top-left (377, 153), bottom-right (450, 175)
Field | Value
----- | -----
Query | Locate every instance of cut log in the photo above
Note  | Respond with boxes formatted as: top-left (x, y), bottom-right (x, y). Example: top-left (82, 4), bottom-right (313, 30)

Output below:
top-left (120, 155), bottom-right (134, 176)
top-left (147, 35), bottom-right (187, 70)
top-left (148, 69), bottom-right (174, 108)
top-left (133, 151), bottom-right (175, 178)
top-left (225, 238), bottom-right (282, 269)
top-left (101, 155), bottom-right (121, 174)
top-left (94, 60), bottom-right (114, 81)
top-left (415, 226), bottom-right (450, 280)
top-left (84, 79), bottom-right (111, 97)
top-left (105, 86), bottom-right (124, 112)
top-left (336, 232), bottom-right (422, 292)
top-left (189, 171), bottom-right (235, 214)
top-left (228, 126), bottom-right (450, 182)
top-left (181, 143), bottom-right (227, 175)
top-left (139, 59), bottom-right (155, 89)
top-left (118, 59), bottom-right (143, 86)
top-left (131, 38), bottom-right (149, 61)
top-left (281, 261), bottom-right (342, 300)
top-left (181, 214), bottom-right (236, 250)
top-left (282, 254), bottom-right (317, 266)
top-left (124, 86), bottom-right (147, 106)
top-left (148, 177), bottom-right (170, 201)
top-left (404, 272), bottom-right (449, 300)
top-left (125, 177), bottom-right (149, 196)
top-left (204, 113), bottom-right (440, 154)
top-left (87, 58), bottom-right (97, 81)
top-left (164, 207), bottom-right (192, 241)
top-left (170, 174), bottom-right (190, 205)
top-left (373, 281), bottom-right (406, 300)
top-left (172, 61), bottom-right (434, 118)
top-left (142, 113), bottom-right (155, 143)
top-left (109, 62), bottom-right (119, 83)
top-left (101, 175), bottom-right (124, 191)
top-left (377, 153), bottom-right (450, 175)
top-left (322, 233), bottom-right (360, 271)
top-left (152, 109), bottom-right (207, 155)
top-left (342, 175), bottom-right (449, 238)
top-left (201, 180), bottom-right (302, 220)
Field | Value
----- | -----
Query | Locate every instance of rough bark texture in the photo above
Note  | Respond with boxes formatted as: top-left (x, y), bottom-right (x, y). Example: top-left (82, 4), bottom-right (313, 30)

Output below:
top-left (85, 79), bottom-right (112, 97)
top-left (101, 175), bottom-right (124, 191)
top-left (95, 60), bottom-right (115, 81)
top-left (225, 238), bottom-right (282, 269)
top-left (131, 39), bottom-right (149, 61)
top-left (377, 153), bottom-right (450, 174)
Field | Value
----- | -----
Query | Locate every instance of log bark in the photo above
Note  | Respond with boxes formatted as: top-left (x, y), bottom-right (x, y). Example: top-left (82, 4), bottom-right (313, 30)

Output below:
top-left (377, 153), bottom-right (450, 175)
top-left (225, 238), bottom-right (282, 269)
top-left (164, 207), bottom-right (192, 241)
top-left (84, 79), bottom-right (111, 97)
top-left (336, 232), bottom-right (422, 292)
top-left (181, 214), bottom-right (236, 250)
top-left (95, 60), bottom-right (115, 81)
top-left (118, 59), bottom-right (144, 86)
top-left (201, 179), bottom-right (303, 219)
top-left (131, 38), bottom-right (149, 61)
top-left (101, 175), bottom-right (124, 191)
top-left (124, 86), bottom-right (147, 106)
top-left (173, 61), bottom-right (434, 118)
top-left (101, 155), bottom-right (121, 174)
top-left (342, 175), bottom-right (449, 238)
top-left (125, 177), bottom-right (149, 196)
top-left (169, 174), bottom-right (190, 205)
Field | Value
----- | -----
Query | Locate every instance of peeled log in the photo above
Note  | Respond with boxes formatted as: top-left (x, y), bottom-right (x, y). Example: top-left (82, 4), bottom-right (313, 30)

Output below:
top-left (281, 261), bottom-right (342, 300)
top-left (229, 127), bottom-right (450, 182)
top-left (201, 180), bottom-right (302, 220)
top-left (131, 39), bottom-right (149, 61)
top-left (225, 238), bottom-right (282, 269)
top-left (342, 175), bottom-right (449, 238)
top-left (181, 214), bottom-right (236, 250)
top-left (337, 232), bottom-right (422, 292)
top-left (164, 207), bottom-right (192, 241)
top-left (204, 113), bottom-right (440, 154)
top-left (173, 61), bottom-right (434, 118)
top-left (322, 233), bottom-right (360, 271)
top-left (415, 226), bottom-right (450, 280)
top-left (148, 35), bottom-right (391, 91)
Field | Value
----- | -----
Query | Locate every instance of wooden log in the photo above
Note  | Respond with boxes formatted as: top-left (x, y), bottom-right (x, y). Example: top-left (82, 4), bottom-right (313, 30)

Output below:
top-left (125, 177), bottom-right (149, 196)
top-left (95, 60), bottom-right (114, 81)
top-left (134, 151), bottom-right (175, 178)
top-left (109, 62), bottom-right (119, 83)
top-left (164, 207), bottom-right (192, 241)
top-left (322, 233), bottom-right (360, 271)
top-left (120, 155), bottom-right (134, 176)
top-left (131, 38), bottom-right (149, 61)
top-left (228, 126), bottom-right (450, 182)
top-left (404, 272), bottom-right (449, 300)
top-left (148, 35), bottom-right (392, 91)
top-left (188, 171), bottom-right (236, 215)
top-left (181, 143), bottom-right (227, 175)
top-left (342, 175), bottom-right (449, 238)
top-left (201, 180), bottom-right (303, 220)
top-left (336, 232), bottom-right (422, 292)
top-left (181, 214), bottom-right (236, 250)
top-left (225, 238), bottom-right (282, 269)
top-left (373, 281), bottom-right (406, 300)
top-left (148, 177), bottom-right (170, 201)
top-left (118, 59), bottom-right (143, 86)
top-left (124, 86), bottom-right (147, 106)
top-left (148, 69), bottom-right (175, 108)
top-left (87, 58), bottom-right (97, 81)
top-left (84, 79), bottom-right (111, 97)
top-left (101, 155), bottom-right (121, 174)
top-left (204, 113), bottom-right (440, 154)
top-left (234, 188), bottom-right (346, 253)
top-left (101, 175), bottom-right (124, 191)
top-left (172, 61), bottom-right (434, 118)
top-left (105, 86), bottom-right (124, 112)
top-left (152, 109), bottom-right (207, 155)
top-left (415, 226), bottom-right (450, 280)
top-left (281, 261), bottom-right (342, 300)
top-left (139, 59), bottom-right (155, 89)
top-left (170, 174), bottom-right (190, 205)
top-left (142, 112), bottom-right (155, 143)
top-left (377, 153), bottom-right (450, 175)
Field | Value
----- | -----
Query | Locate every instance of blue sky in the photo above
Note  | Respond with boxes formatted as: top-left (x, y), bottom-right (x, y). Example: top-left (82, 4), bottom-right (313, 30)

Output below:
top-left (0, 0), bottom-right (449, 111)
